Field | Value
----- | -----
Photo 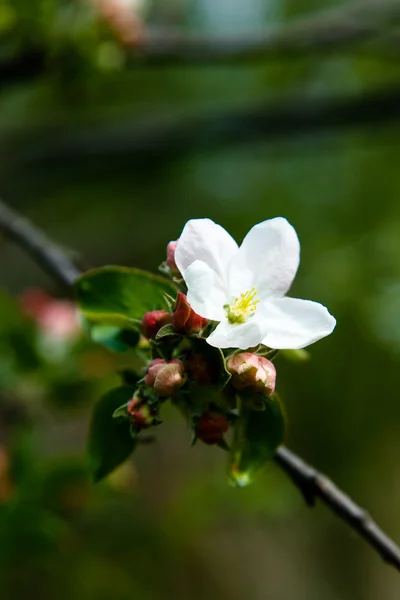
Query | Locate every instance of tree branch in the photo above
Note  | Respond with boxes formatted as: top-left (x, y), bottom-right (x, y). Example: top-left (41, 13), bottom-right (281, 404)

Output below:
top-left (0, 200), bottom-right (80, 290)
top-left (12, 84), bottom-right (400, 173)
top-left (2, 0), bottom-right (400, 87)
top-left (130, 0), bottom-right (400, 63)
top-left (0, 197), bottom-right (399, 572)
top-left (275, 446), bottom-right (400, 571)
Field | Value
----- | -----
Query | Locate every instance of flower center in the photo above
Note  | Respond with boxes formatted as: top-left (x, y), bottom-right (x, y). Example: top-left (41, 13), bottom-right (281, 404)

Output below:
top-left (225, 287), bottom-right (260, 324)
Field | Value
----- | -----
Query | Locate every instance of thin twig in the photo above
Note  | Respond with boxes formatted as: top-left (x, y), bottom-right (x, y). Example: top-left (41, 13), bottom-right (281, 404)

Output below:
top-left (0, 197), bottom-right (399, 572)
top-left (275, 446), bottom-right (400, 571)
top-left (0, 200), bottom-right (80, 290)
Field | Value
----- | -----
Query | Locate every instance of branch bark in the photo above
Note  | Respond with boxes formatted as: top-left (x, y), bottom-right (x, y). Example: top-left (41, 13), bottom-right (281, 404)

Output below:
top-left (130, 0), bottom-right (400, 63)
top-left (2, 0), bottom-right (400, 87)
top-left (0, 200), bottom-right (80, 290)
top-left (274, 446), bottom-right (400, 571)
top-left (0, 197), bottom-right (399, 572)
top-left (12, 84), bottom-right (400, 173)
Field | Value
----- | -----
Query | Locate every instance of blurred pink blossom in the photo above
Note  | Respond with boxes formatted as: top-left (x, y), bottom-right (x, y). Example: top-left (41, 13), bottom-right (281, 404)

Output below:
top-left (20, 289), bottom-right (81, 343)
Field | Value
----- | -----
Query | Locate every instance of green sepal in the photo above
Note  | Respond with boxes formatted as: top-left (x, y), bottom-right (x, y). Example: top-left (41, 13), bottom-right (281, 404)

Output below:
top-left (155, 324), bottom-right (180, 340)
top-left (162, 292), bottom-right (177, 311)
top-left (112, 402), bottom-right (130, 420)
top-left (158, 262), bottom-right (171, 278)
top-left (87, 386), bottom-right (136, 483)
top-left (75, 266), bottom-right (177, 330)
top-left (229, 393), bottom-right (285, 487)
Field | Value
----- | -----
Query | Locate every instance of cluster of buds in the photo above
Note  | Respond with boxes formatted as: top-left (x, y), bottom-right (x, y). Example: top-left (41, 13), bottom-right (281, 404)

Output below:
top-left (132, 240), bottom-right (278, 449)
top-left (227, 353), bottom-right (276, 396)
top-left (141, 293), bottom-right (207, 340)
top-left (145, 358), bottom-right (186, 397)
top-left (126, 393), bottom-right (156, 431)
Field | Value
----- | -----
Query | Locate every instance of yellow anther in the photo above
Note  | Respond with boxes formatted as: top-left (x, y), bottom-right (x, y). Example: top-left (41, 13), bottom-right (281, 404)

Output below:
top-left (226, 287), bottom-right (260, 324)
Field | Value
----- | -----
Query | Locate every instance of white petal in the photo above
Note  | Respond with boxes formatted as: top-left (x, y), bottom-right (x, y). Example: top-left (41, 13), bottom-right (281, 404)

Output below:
top-left (185, 260), bottom-right (228, 321)
top-left (207, 315), bottom-right (268, 350)
top-left (175, 219), bottom-right (238, 284)
top-left (260, 297), bottom-right (336, 350)
top-left (229, 217), bottom-right (300, 298)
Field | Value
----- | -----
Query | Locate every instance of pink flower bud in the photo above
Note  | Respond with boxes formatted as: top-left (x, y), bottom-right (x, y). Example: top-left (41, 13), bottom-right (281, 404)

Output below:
top-left (141, 310), bottom-right (171, 339)
top-left (172, 293), bottom-right (207, 334)
top-left (145, 358), bottom-right (167, 387)
top-left (196, 412), bottom-right (229, 445)
top-left (227, 353), bottom-right (276, 395)
top-left (126, 393), bottom-right (141, 414)
top-left (127, 395), bottom-right (154, 430)
top-left (166, 241), bottom-right (180, 276)
top-left (145, 359), bottom-right (186, 397)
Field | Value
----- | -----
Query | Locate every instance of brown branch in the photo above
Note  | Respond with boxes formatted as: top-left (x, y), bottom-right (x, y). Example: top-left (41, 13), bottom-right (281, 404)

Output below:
top-left (2, 0), bottom-right (400, 87)
top-left (275, 446), bottom-right (400, 571)
top-left (11, 84), bottom-right (400, 174)
top-left (132, 0), bottom-right (400, 63)
top-left (0, 197), bottom-right (399, 572)
top-left (0, 200), bottom-right (80, 290)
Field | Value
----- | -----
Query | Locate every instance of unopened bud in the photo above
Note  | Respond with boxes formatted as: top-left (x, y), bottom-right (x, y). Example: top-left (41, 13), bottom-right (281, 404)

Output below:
top-left (172, 293), bottom-right (207, 334)
top-left (166, 241), bottom-right (180, 276)
top-left (145, 358), bottom-right (185, 397)
top-left (186, 352), bottom-right (214, 385)
top-left (127, 395), bottom-right (154, 430)
top-left (145, 358), bottom-right (167, 387)
top-left (196, 412), bottom-right (229, 445)
top-left (141, 310), bottom-right (171, 339)
top-left (227, 353), bottom-right (276, 395)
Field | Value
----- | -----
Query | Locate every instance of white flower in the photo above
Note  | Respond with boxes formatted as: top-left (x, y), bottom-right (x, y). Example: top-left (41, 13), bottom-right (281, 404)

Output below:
top-left (174, 217), bottom-right (336, 350)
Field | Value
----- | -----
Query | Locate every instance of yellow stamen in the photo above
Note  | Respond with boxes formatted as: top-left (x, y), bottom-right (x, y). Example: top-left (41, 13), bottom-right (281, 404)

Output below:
top-left (225, 287), bottom-right (260, 324)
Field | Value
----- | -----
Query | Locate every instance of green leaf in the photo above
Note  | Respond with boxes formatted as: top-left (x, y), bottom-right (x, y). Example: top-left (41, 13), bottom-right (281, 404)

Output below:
top-left (155, 324), bottom-right (180, 340)
top-left (75, 266), bottom-right (176, 329)
top-left (87, 386), bottom-right (136, 483)
top-left (229, 394), bottom-right (285, 487)
top-left (90, 324), bottom-right (140, 352)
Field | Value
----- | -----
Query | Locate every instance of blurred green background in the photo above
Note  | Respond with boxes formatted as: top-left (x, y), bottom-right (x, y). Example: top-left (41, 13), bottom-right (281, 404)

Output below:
top-left (1, 0), bottom-right (400, 598)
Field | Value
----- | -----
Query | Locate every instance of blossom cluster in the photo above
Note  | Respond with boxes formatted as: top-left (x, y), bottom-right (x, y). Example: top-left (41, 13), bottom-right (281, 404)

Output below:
top-left (118, 217), bottom-right (335, 450)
